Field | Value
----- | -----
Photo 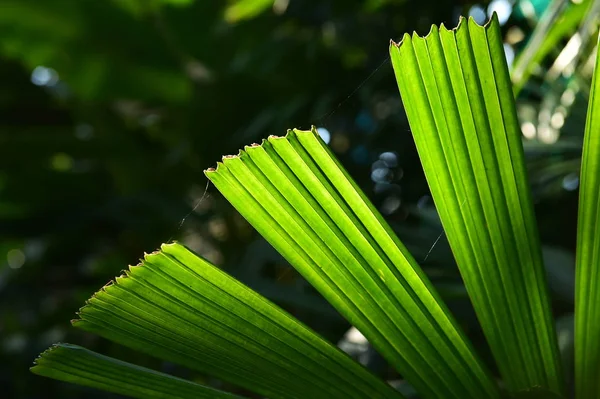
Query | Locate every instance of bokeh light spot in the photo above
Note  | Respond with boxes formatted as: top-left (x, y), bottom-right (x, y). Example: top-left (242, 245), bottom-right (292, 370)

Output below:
top-left (31, 66), bottom-right (59, 86)
top-left (551, 112), bottom-right (565, 129)
top-left (538, 126), bottom-right (559, 144)
top-left (7, 249), bottom-right (25, 269)
top-left (504, 43), bottom-right (515, 68)
top-left (316, 127), bottom-right (331, 144)
top-left (561, 89), bottom-right (576, 107)
top-left (51, 153), bottom-right (74, 172)
top-left (521, 122), bottom-right (536, 139)
top-left (562, 173), bottom-right (579, 191)
top-left (469, 5), bottom-right (487, 24)
top-left (371, 167), bottom-right (391, 183)
top-left (488, 0), bottom-right (512, 25)
top-left (381, 196), bottom-right (402, 215)
top-left (379, 151), bottom-right (398, 167)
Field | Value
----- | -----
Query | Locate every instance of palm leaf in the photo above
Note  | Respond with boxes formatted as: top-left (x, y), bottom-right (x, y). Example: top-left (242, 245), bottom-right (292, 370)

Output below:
top-left (35, 243), bottom-right (398, 399)
top-left (31, 344), bottom-right (243, 399)
top-left (206, 129), bottom-right (499, 399)
top-left (31, 13), bottom-right (595, 399)
top-left (389, 15), bottom-right (564, 395)
top-left (574, 31), bottom-right (600, 399)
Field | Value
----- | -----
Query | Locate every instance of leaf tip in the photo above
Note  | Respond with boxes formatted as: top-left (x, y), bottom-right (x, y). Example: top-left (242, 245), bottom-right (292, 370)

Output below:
top-left (160, 241), bottom-right (179, 252)
top-left (467, 13), bottom-right (498, 30)
top-left (205, 161), bottom-right (228, 178)
top-left (487, 11), bottom-right (500, 27)
top-left (390, 32), bottom-right (412, 51)
top-left (31, 344), bottom-right (57, 367)
top-left (222, 154), bottom-right (239, 161)
top-left (244, 142), bottom-right (262, 152)
top-left (290, 126), bottom-right (318, 139)
top-left (388, 14), bottom-right (499, 54)
top-left (143, 249), bottom-right (163, 266)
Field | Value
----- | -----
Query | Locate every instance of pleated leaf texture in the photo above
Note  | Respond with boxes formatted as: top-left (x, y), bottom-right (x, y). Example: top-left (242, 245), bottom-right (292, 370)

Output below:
top-left (389, 14), bottom-right (564, 396)
top-left (575, 32), bottom-right (600, 399)
top-left (32, 344), bottom-right (244, 399)
top-left (33, 243), bottom-right (402, 399)
top-left (206, 128), bottom-right (499, 399)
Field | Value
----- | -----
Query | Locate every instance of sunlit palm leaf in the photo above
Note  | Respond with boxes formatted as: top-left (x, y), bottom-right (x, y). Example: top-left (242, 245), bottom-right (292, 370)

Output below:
top-left (48, 243), bottom-right (398, 399)
top-left (389, 15), bottom-right (564, 395)
top-left (206, 130), bottom-right (499, 399)
top-left (574, 31), bottom-right (600, 399)
top-left (31, 344), bottom-right (243, 399)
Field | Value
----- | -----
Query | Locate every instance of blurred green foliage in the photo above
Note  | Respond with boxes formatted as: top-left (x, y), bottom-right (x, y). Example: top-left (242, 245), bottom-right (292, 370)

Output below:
top-left (1, 0), bottom-right (593, 397)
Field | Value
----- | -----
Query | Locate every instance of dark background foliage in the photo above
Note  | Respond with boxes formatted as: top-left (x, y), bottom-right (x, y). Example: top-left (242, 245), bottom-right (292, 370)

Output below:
top-left (1, 0), bottom-right (584, 397)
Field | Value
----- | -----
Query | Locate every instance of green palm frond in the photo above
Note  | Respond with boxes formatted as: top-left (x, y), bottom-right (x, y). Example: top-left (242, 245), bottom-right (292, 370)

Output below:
top-left (575, 31), bottom-right (600, 399)
top-left (390, 15), bottom-right (563, 395)
top-left (33, 243), bottom-right (398, 399)
top-left (30, 14), bottom-right (600, 399)
top-left (206, 129), bottom-right (498, 399)
top-left (32, 344), bottom-right (244, 399)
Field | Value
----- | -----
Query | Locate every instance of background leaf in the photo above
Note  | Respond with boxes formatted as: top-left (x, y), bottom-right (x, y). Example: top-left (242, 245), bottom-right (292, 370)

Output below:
top-left (225, 0), bottom-right (275, 23)
top-left (31, 344), bottom-right (244, 399)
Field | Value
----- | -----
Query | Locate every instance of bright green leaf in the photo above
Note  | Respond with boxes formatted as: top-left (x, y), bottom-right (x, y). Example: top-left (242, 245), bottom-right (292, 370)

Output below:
top-left (206, 129), bottom-right (500, 399)
top-left (389, 15), bottom-right (564, 395)
top-left (575, 31), bottom-right (600, 399)
top-left (71, 243), bottom-right (398, 399)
